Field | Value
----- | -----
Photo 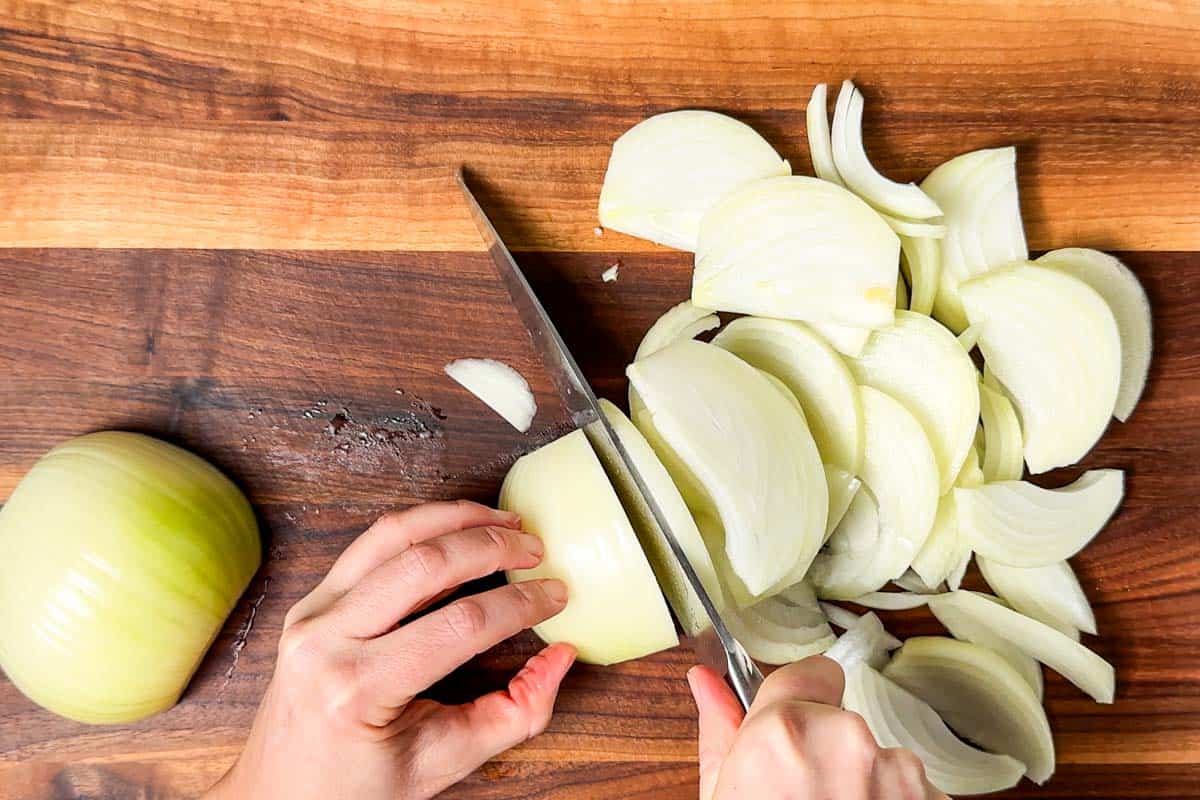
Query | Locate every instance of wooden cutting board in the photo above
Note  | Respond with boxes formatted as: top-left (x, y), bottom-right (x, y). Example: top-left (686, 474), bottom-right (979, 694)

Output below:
top-left (1, 2), bottom-right (1198, 798)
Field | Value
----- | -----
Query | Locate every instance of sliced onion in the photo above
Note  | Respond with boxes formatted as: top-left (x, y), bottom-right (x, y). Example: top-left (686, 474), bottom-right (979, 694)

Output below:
top-left (843, 665), bottom-right (1025, 796)
top-left (627, 340), bottom-right (827, 597)
top-left (831, 80), bottom-right (942, 221)
top-left (806, 83), bottom-right (844, 185)
top-left (978, 380), bottom-right (1024, 482)
top-left (894, 570), bottom-right (944, 594)
top-left (900, 234), bottom-right (941, 316)
top-left (852, 591), bottom-right (944, 611)
top-left (501, 429), bottom-right (678, 665)
top-left (927, 592), bottom-right (1045, 699)
top-left (895, 273), bottom-right (909, 310)
top-left (929, 591), bottom-right (1114, 703)
top-left (596, 399), bottom-right (724, 637)
top-left (811, 488), bottom-right (904, 599)
top-left (633, 300), bottom-right (722, 362)
top-left (444, 358), bottom-right (536, 432)
top-left (956, 325), bottom-right (980, 353)
top-left (712, 316), bottom-right (864, 473)
top-left (921, 147), bottom-right (1028, 332)
top-left (977, 557), bottom-right (1097, 636)
top-left (726, 583), bottom-right (836, 665)
top-left (1037, 248), bottom-right (1153, 422)
top-left (693, 175), bottom-right (899, 329)
top-left (848, 311), bottom-right (981, 493)
top-left (884, 637), bottom-right (1055, 784)
top-left (881, 214), bottom-right (947, 239)
top-left (809, 320), bottom-right (872, 357)
top-left (824, 464), bottom-right (862, 544)
top-left (825, 611), bottom-right (902, 671)
top-left (956, 470), bottom-right (1124, 567)
top-left (820, 601), bottom-right (865, 632)
top-left (961, 264), bottom-right (1121, 472)
top-left (947, 549), bottom-right (973, 592)
top-left (910, 492), bottom-right (962, 588)
top-left (598, 110), bottom-right (790, 251)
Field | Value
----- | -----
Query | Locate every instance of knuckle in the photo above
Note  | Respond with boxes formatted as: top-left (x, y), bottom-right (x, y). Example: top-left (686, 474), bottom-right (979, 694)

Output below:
top-left (277, 619), bottom-right (324, 669)
top-left (833, 711), bottom-right (879, 766)
top-left (483, 524), bottom-right (510, 553)
top-left (400, 541), bottom-right (449, 582)
top-left (757, 706), bottom-right (805, 746)
top-left (443, 597), bottom-right (488, 642)
top-left (510, 581), bottom-right (547, 617)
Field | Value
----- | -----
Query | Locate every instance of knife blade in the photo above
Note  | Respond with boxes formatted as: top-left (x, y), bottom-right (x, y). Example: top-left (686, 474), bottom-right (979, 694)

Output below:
top-left (457, 170), bottom-right (763, 710)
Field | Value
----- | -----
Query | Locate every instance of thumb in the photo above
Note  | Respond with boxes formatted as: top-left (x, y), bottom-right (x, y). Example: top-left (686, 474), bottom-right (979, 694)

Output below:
top-left (687, 665), bottom-right (746, 800)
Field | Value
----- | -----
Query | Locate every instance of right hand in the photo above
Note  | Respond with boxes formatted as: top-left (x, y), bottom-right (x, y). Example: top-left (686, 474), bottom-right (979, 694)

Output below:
top-left (688, 655), bottom-right (948, 800)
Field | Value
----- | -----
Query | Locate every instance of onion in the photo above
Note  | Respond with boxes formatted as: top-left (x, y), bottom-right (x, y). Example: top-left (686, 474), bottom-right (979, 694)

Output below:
top-left (501, 429), bottom-right (677, 665)
top-left (978, 380), bottom-right (1024, 482)
top-left (595, 399), bottom-right (724, 637)
top-left (852, 591), bottom-right (943, 611)
top-left (947, 550), bottom-right (973, 592)
top-left (633, 300), bottom-right (721, 362)
top-left (927, 592), bottom-right (1046, 700)
top-left (811, 488), bottom-right (904, 600)
top-left (900, 234), bottom-right (941, 316)
top-left (806, 83), bottom-right (844, 185)
top-left (725, 581), bottom-right (835, 665)
top-left (824, 611), bottom-right (901, 671)
top-left (444, 358), bottom-right (537, 433)
top-left (712, 316), bottom-right (864, 473)
top-left (956, 470), bottom-right (1124, 567)
top-left (881, 214), bottom-right (947, 239)
top-left (843, 664), bottom-right (1025, 796)
top-left (808, 321), bottom-right (872, 358)
top-left (929, 591), bottom-right (1114, 703)
top-left (823, 465), bottom-right (862, 544)
top-left (921, 147), bottom-right (1028, 332)
top-left (0, 432), bottom-right (261, 724)
top-left (961, 264), bottom-right (1121, 472)
top-left (1037, 248), bottom-right (1153, 422)
top-left (848, 311), bottom-right (981, 493)
top-left (884, 637), bottom-right (1055, 784)
top-left (627, 340), bottom-right (827, 597)
top-left (830, 80), bottom-right (943, 221)
top-left (893, 571), bottom-right (944, 594)
top-left (598, 110), bottom-right (790, 251)
top-left (692, 176), bottom-right (899, 329)
top-left (977, 557), bottom-right (1097, 637)
top-left (956, 325), bottom-right (980, 353)
top-left (820, 601), bottom-right (864, 632)
top-left (601, 263), bottom-right (620, 283)
top-left (909, 493), bottom-right (962, 589)
top-left (895, 274), bottom-right (909, 310)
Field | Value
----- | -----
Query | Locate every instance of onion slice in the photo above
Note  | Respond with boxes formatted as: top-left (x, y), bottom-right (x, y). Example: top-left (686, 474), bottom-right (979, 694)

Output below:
top-left (977, 557), bottom-right (1097, 636)
top-left (633, 300), bottom-right (721, 362)
top-left (843, 665), bottom-right (1026, 796)
top-left (929, 591), bottom-right (1114, 703)
top-left (825, 611), bottom-right (902, 671)
top-left (824, 464), bottom-right (862, 544)
top-left (956, 470), bottom-right (1124, 567)
top-left (1037, 248), bottom-right (1153, 422)
top-left (820, 601), bottom-right (865, 632)
top-left (927, 592), bottom-right (1045, 699)
top-left (806, 83), bottom-right (844, 185)
top-left (831, 80), bottom-right (943, 221)
top-left (444, 358), bottom-right (536, 432)
top-left (809, 321), bottom-right (872, 357)
top-left (852, 591), bottom-right (943, 611)
top-left (900, 234), bottom-right (941, 316)
top-left (884, 637), bottom-right (1055, 784)
top-left (909, 492), bottom-right (962, 589)
top-left (598, 110), bottom-right (790, 251)
top-left (978, 380), bottom-right (1024, 482)
top-left (961, 263), bottom-right (1121, 472)
top-left (895, 274), bottom-right (909, 310)
top-left (726, 582), bottom-right (836, 665)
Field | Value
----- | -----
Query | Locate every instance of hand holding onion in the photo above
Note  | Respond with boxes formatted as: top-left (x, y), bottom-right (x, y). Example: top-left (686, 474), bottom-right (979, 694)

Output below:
top-left (204, 501), bottom-right (574, 800)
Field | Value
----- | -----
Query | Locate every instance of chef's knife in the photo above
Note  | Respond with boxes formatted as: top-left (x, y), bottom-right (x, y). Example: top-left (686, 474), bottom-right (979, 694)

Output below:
top-left (457, 171), bottom-right (763, 710)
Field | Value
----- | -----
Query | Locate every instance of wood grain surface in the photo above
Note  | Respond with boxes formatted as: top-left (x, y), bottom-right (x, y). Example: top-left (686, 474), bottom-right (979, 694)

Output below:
top-left (1, 2), bottom-right (1198, 798)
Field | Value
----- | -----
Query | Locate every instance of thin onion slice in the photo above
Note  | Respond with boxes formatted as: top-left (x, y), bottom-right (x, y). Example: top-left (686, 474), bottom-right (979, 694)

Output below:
top-left (831, 80), bottom-right (943, 220)
top-left (961, 264), bottom-right (1121, 472)
top-left (909, 492), bottom-right (961, 588)
top-left (693, 175), bottom-right (899, 329)
top-left (894, 570), bottom-right (944, 594)
top-left (900, 234), bottom-right (941, 316)
top-left (444, 358), bottom-right (536, 432)
top-left (843, 665), bottom-right (1025, 796)
top-left (825, 611), bottom-right (902, 671)
top-left (947, 549), bottom-right (973, 592)
top-left (598, 110), bottom-right (790, 251)
top-left (809, 321), bottom-right (872, 357)
top-left (633, 300), bottom-right (722, 362)
top-left (978, 381), bottom-right (1024, 482)
top-left (726, 583), bottom-right (836, 665)
top-left (824, 465), bottom-right (862, 544)
top-left (977, 557), bottom-right (1097, 636)
top-left (929, 591), bottom-right (1114, 703)
top-left (1037, 248), bottom-right (1153, 422)
top-left (820, 601), bottom-right (865, 632)
top-left (927, 592), bottom-right (1045, 700)
top-left (884, 637), bottom-right (1055, 784)
top-left (956, 470), bottom-right (1124, 567)
top-left (881, 213), bottom-right (947, 239)
top-left (852, 591), bottom-right (944, 611)
top-left (806, 83), bottom-right (844, 185)
top-left (712, 316), bottom-right (864, 473)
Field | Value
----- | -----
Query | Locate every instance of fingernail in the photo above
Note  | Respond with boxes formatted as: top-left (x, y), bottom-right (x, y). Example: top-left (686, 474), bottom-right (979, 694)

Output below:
top-left (520, 532), bottom-right (544, 557)
top-left (542, 579), bottom-right (568, 604)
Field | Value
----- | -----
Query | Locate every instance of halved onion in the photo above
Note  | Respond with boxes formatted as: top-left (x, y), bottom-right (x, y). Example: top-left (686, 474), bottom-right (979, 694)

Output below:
top-left (927, 592), bottom-right (1045, 700)
top-left (956, 470), bottom-right (1124, 567)
top-left (806, 83), bottom-right (844, 185)
top-left (960, 264), bottom-right (1121, 472)
top-left (843, 665), bottom-right (1025, 796)
top-left (501, 429), bottom-right (678, 665)
top-left (929, 591), bottom-right (1114, 703)
top-left (848, 311), bottom-right (980, 493)
top-left (444, 358), bottom-right (536, 432)
top-left (725, 582), bottom-right (835, 665)
top-left (824, 611), bottom-right (901, 671)
top-left (627, 340), bottom-right (827, 597)
top-left (977, 557), bottom-right (1097, 636)
top-left (830, 80), bottom-right (942, 221)
top-left (884, 637), bottom-right (1055, 784)
top-left (978, 380), bottom-right (1024, 482)
top-left (598, 110), bottom-right (790, 251)
top-left (596, 399), bottom-right (724, 637)
top-left (921, 147), bottom-right (1028, 332)
top-left (809, 321), bottom-right (872, 357)
top-left (1037, 248), bottom-right (1153, 422)
top-left (712, 316), bottom-right (864, 473)
top-left (633, 300), bottom-right (722, 362)
top-left (692, 176), bottom-right (899, 328)
top-left (900, 234), bottom-right (941, 316)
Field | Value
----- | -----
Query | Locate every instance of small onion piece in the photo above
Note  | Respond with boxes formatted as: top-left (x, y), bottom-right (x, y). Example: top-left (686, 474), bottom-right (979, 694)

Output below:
top-left (444, 358), bottom-right (537, 432)
top-left (831, 80), bottom-right (943, 221)
top-left (824, 611), bottom-right (902, 672)
top-left (806, 83), bottom-right (845, 185)
top-left (961, 263), bottom-right (1121, 473)
top-left (501, 429), bottom-right (678, 665)
top-left (598, 110), bottom-right (790, 251)
top-left (692, 175), bottom-right (899, 329)
top-left (956, 470), bottom-right (1124, 567)
top-left (809, 321), bottom-right (873, 358)
top-left (884, 637), bottom-right (1056, 784)
top-left (927, 592), bottom-right (1046, 700)
top-left (929, 591), bottom-right (1114, 703)
top-left (633, 300), bottom-right (722, 362)
top-left (900, 234), bottom-right (941, 316)
top-left (978, 380), bottom-right (1024, 482)
top-left (977, 557), bottom-right (1097, 636)
top-left (1037, 248), bottom-right (1153, 422)
top-left (843, 665), bottom-right (1026, 796)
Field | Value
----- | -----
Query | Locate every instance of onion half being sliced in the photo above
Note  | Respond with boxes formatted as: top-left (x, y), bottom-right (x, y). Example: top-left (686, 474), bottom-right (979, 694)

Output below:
top-left (598, 110), bottom-right (790, 251)
top-left (444, 358), bottom-right (537, 432)
top-left (692, 175), bottom-right (899, 328)
top-left (1037, 248), bottom-right (1153, 422)
top-left (956, 470), bottom-right (1124, 567)
top-left (977, 557), bottom-right (1097, 636)
top-left (843, 665), bottom-right (1026, 796)
top-left (960, 263), bottom-right (1121, 472)
top-left (884, 637), bottom-right (1055, 784)
top-left (501, 429), bottom-right (677, 665)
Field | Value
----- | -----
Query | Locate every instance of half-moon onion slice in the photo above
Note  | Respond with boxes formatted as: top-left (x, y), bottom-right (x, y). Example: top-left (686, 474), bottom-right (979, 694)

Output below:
top-left (977, 556), bottom-right (1097, 637)
top-left (444, 358), bottom-right (537, 432)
